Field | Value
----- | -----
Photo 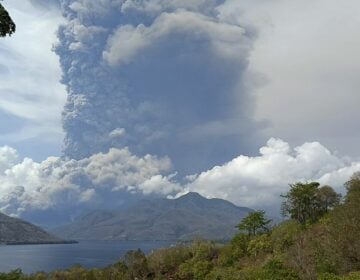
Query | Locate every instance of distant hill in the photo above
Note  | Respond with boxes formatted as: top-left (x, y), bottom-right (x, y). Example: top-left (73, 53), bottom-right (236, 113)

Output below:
top-left (53, 192), bottom-right (253, 241)
top-left (0, 212), bottom-right (72, 245)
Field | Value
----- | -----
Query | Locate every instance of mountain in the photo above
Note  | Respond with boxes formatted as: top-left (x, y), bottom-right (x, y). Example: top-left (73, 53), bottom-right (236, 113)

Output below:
top-left (0, 212), bottom-right (73, 245)
top-left (53, 192), bottom-right (253, 241)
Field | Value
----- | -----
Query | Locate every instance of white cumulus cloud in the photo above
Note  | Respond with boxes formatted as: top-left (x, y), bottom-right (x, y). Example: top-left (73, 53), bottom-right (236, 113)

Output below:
top-left (184, 138), bottom-right (360, 213)
top-left (0, 138), bottom-right (358, 219)
top-left (0, 147), bottom-right (174, 216)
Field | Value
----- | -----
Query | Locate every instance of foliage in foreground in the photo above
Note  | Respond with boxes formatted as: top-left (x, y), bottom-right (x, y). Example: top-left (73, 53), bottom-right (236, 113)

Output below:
top-left (0, 0), bottom-right (16, 37)
top-left (1, 173), bottom-right (360, 280)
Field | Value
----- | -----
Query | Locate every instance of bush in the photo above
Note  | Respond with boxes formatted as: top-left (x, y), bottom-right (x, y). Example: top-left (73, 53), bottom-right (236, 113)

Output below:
top-left (147, 246), bottom-right (192, 277)
top-left (247, 234), bottom-right (272, 258)
top-left (123, 249), bottom-right (150, 279)
top-left (177, 260), bottom-right (213, 280)
top-left (0, 269), bottom-right (24, 280)
top-left (230, 233), bottom-right (250, 258)
top-left (241, 259), bottom-right (300, 280)
top-left (217, 245), bottom-right (239, 267)
top-left (270, 220), bottom-right (302, 254)
top-left (205, 267), bottom-right (243, 280)
top-left (342, 271), bottom-right (360, 280)
top-left (318, 273), bottom-right (341, 280)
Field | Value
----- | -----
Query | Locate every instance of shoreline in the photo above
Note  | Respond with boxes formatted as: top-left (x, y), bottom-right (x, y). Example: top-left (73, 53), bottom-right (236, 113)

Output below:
top-left (1, 240), bottom-right (78, 246)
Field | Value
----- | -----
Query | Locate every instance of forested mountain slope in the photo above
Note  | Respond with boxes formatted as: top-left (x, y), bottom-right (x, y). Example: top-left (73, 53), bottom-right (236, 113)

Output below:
top-left (53, 192), bottom-right (253, 241)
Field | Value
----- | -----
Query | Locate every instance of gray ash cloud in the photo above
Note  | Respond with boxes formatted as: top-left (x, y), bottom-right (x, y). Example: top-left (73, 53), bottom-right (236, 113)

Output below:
top-left (54, 0), bottom-right (264, 174)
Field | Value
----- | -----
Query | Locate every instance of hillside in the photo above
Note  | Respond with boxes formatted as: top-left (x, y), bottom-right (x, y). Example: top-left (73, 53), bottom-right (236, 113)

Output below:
top-left (0, 212), bottom-right (70, 245)
top-left (53, 192), bottom-right (253, 241)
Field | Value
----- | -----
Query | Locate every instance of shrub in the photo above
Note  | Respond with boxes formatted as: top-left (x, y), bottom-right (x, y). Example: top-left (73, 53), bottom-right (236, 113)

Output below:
top-left (147, 246), bottom-right (192, 277)
top-left (270, 220), bottom-right (302, 254)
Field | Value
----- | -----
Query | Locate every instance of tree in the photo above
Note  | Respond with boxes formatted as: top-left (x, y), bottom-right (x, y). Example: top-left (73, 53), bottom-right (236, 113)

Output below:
top-left (317, 185), bottom-right (341, 213)
top-left (318, 173), bottom-right (360, 274)
top-left (0, 0), bottom-right (16, 37)
top-left (237, 210), bottom-right (272, 236)
top-left (345, 171), bottom-right (360, 202)
top-left (281, 182), bottom-right (321, 225)
top-left (281, 182), bottom-right (340, 225)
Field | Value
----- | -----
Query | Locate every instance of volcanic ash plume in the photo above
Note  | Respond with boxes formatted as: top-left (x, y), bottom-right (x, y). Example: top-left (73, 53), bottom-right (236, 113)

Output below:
top-left (55, 0), bottom-right (262, 174)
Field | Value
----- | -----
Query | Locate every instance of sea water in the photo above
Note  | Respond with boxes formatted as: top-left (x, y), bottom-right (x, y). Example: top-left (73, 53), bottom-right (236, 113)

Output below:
top-left (0, 240), bottom-right (172, 274)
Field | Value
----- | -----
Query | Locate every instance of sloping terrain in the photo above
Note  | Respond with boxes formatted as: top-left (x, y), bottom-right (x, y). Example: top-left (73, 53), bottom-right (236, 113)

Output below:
top-left (54, 192), bottom-right (252, 241)
top-left (0, 212), bottom-right (68, 244)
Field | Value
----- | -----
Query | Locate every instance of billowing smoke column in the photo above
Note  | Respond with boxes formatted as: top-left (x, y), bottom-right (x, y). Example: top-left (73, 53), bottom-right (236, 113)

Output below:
top-left (55, 0), bottom-right (261, 174)
top-left (1, 0), bottom-right (359, 226)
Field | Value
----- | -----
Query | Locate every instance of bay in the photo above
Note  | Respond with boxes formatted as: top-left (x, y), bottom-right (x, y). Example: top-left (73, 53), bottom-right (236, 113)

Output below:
top-left (0, 240), bottom-right (172, 274)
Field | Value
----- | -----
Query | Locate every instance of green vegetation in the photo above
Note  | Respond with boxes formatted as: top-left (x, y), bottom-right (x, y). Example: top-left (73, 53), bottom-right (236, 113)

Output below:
top-left (237, 210), bottom-right (272, 236)
top-left (281, 182), bottom-right (340, 225)
top-left (1, 173), bottom-right (360, 279)
top-left (0, 0), bottom-right (15, 37)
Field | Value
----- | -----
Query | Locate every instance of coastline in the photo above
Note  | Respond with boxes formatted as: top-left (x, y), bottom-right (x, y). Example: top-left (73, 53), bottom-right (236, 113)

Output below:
top-left (2, 240), bottom-right (78, 246)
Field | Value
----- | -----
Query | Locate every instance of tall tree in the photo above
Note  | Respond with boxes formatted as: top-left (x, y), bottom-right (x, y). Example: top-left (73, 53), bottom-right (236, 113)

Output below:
top-left (237, 210), bottom-right (272, 236)
top-left (281, 182), bottom-right (320, 225)
top-left (317, 185), bottom-right (341, 213)
top-left (281, 182), bottom-right (340, 225)
top-left (0, 0), bottom-right (15, 37)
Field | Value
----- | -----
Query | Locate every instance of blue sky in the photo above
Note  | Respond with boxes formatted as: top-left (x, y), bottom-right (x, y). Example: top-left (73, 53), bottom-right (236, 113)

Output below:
top-left (0, 0), bottom-right (359, 223)
top-left (0, 0), bottom-right (65, 160)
